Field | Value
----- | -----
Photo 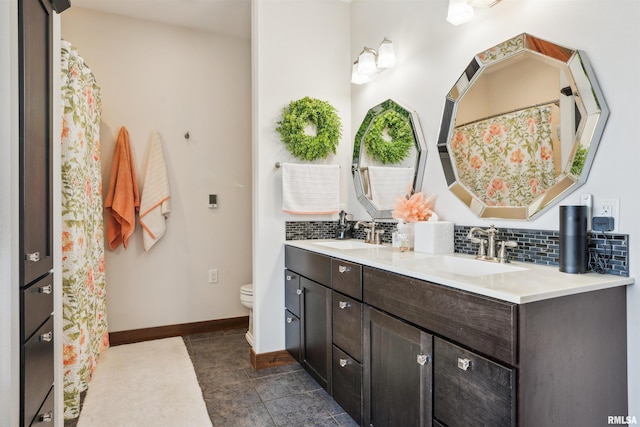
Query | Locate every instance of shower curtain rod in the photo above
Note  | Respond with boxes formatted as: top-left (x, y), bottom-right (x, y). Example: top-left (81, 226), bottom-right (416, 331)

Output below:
top-left (456, 99), bottom-right (560, 127)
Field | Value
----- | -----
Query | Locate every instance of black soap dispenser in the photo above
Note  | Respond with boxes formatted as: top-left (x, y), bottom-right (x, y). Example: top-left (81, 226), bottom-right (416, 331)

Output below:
top-left (336, 210), bottom-right (352, 240)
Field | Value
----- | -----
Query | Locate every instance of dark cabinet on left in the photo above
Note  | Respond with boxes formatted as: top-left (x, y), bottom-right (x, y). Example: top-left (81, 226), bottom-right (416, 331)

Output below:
top-left (18, 0), bottom-right (70, 425)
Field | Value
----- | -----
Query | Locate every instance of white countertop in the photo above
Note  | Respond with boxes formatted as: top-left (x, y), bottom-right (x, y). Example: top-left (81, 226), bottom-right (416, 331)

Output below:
top-left (285, 239), bottom-right (634, 304)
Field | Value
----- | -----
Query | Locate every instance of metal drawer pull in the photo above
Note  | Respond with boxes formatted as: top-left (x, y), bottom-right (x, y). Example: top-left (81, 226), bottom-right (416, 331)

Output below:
top-left (457, 357), bottom-right (471, 371)
top-left (39, 284), bottom-right (52, 294)
top-left (40, 332), bottom-right (53, 342)
top-left (417, 354), bottom-right (429, 366)
top-left (286, 317), bottom-right (293, 323)
top-left (296, 289), bottom-right (302, 295)
top-left (338, 301), bottom-right (350, 309)
top-left (286, 275), bottom-right (292, 281)
top-left (39, 411), bottom-right (53, 422)
top-left (26, 252), bottom-right (40, 262)
top-left (339, 358), bottom-right (349, 367)
top-left (338, 265), bottom-right (351, 273)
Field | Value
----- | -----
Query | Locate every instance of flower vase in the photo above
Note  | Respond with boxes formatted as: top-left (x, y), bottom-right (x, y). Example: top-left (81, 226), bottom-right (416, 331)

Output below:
top-left (395, 220), bottom-right (415, 252)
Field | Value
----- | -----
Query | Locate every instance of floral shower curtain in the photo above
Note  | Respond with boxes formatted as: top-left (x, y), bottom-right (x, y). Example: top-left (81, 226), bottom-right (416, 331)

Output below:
top-left (60, 40), bottom-right (110, 420)
top-left (450, 103), bottom-right (558, 207)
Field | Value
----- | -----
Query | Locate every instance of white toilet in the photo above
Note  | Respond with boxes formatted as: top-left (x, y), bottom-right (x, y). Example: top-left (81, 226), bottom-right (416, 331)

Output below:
top-left (240, 284), bottom-right (253, 346)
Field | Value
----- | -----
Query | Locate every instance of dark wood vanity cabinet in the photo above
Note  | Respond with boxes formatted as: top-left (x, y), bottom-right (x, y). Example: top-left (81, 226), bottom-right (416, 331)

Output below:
top-left (284, 245), bottom-right (627, 427)
top-left (284, 247), bottom-right (332, 391)
top-left (17, 0), bottom-right (67, 425)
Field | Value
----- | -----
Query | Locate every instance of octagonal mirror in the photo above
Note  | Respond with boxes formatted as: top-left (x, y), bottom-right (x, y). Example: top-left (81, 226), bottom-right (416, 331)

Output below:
top-left (437, 33), bottom-right (608, 220)
top-left (353, 99), bottom-right (427, 219)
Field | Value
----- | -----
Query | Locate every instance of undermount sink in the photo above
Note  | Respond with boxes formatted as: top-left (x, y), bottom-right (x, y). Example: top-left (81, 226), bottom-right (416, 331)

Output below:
top-left (312, 240), bottom-right (380, 250)
top-left (398, 255), bottom-right (528, 277)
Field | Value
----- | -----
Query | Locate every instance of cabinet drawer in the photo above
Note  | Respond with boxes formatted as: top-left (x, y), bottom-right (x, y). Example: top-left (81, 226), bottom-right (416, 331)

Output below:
top-left (434, 337), bottom-right (515, 427)
top-left (285, 310), bottom-right (301, 362)
top-left (284, 270), bottom-right (301, 317)
top-left (23, 316), bottom-right (54, 427)
top-left (331, 258), bottom-right (362, 299)
top-left (363, 267), bottom-right (517, 365)
top-left (332, 293), bottom-right (362, 362)
top-left (332, 345), bottom-right (362, 425)
top-left (285, 246), bottom-right (331, 287)
top-left (29, 385), bottom-right (54, 426)
top-left (22, 273), bottom-right (53, 341)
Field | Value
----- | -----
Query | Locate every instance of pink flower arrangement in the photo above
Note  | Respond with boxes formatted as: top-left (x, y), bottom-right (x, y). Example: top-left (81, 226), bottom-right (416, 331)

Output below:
top-left (392, 191), bottom-right (436, 223)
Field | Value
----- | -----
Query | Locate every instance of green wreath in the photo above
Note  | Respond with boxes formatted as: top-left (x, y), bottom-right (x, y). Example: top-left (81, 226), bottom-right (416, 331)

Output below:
top-left (276, 97), bottom-right (342, 161)
top-left (364, 109), bottom-right (415, 164)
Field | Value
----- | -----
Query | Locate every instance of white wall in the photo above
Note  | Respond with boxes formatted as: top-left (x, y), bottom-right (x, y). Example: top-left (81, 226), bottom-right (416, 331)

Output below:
top-left (252, 0), bottom-right (352, 354)
top-left (349, 0), bottom-right (640, 415)
top-left (62, 8), bottom-right (253, 332)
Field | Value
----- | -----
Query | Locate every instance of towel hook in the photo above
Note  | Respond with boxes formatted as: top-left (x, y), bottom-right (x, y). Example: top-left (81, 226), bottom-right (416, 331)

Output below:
top-left (184, 131), bottom-right (190, 140)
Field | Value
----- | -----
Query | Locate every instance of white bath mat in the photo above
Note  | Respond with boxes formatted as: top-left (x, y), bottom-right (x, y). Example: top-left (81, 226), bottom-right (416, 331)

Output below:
top-left (77, 337), bottom-right (212, 427)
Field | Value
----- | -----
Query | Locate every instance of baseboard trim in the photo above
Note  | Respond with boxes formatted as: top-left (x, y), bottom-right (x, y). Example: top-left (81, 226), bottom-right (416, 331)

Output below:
top-left (109, 316), bottom-right (249, 346)
top-left (250, 348), bottom-right (296, 370)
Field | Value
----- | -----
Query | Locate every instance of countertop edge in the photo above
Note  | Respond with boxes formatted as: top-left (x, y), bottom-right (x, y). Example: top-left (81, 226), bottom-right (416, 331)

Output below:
top-left (285, 240), bottom-right (634, 304)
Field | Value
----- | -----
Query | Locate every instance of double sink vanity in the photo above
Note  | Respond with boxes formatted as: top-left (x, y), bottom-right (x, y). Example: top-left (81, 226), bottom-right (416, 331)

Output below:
top-left (283, 239), bottom-right (632, 427)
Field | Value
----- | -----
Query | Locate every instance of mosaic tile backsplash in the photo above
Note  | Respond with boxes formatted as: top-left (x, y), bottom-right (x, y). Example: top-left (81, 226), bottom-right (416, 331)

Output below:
top-left (285, 221), bottom-right (629, 277)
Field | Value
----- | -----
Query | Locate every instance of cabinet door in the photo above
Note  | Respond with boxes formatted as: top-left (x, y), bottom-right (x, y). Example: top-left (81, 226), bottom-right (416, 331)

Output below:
top-left (19, 0), bottom-right (55, 286)
top-left (301, 277), bottom-right (332, 391)
top-left (284, 270), bottom-right (301, 317)
top-left (363, 307), bottom-right (432, 427)
top-left (285, 310), bottom-right (301, 362)
top-left (332, 292), bottom-right (362, 362)
top-left (434, 337), bottom-right (515, 427)
top-left (332, 345), bottom-right (362, 425)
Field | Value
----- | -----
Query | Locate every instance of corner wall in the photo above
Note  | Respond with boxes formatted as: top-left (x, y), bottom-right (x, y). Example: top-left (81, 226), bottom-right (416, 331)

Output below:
top-left (62, 8), bottom-right (253, 332)
top-left (252, 0), bottom-right (351, 354)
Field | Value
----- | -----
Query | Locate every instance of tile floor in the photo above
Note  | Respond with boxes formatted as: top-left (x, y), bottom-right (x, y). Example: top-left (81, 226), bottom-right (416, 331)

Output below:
top-left (184, 329), bottom-right (358, 427)
top-left (66, 329), bottom-right (358, 427)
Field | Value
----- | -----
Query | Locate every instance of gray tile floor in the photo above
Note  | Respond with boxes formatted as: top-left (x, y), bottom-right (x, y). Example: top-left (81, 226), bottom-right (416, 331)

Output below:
top-left (184, 329), bottom-right (359, 427)
top-left (65, 329), bottom-right (357, 426)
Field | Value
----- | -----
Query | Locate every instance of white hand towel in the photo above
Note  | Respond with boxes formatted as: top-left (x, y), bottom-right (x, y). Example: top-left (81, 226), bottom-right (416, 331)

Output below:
top-left (368, 166), bottom-right (415, 211)
top-left (140, 132), bottom-right (171, 251)
top-left (282, 163), bottom-right (340, 214)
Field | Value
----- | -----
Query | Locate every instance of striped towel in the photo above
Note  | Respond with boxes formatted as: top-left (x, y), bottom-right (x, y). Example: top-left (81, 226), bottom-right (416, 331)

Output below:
top-left (368, 166), bottom-right (414, 211)
top-left (282, 163), bottom-right (340, 214)
top-left (140, 132), bottom-right (171, 251)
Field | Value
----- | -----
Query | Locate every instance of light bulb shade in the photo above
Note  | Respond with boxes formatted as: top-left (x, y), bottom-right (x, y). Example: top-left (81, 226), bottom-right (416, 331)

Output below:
top-left (377, 39), bottom-right (396, 68)
top-left (357, 49), bottom-right (377, 76)
top-left (447, 0), bottom-right (475, 25)
top-left (351, 62), bottom-right (371, 85)
top-left (468, 0), bottom-right (501, 7)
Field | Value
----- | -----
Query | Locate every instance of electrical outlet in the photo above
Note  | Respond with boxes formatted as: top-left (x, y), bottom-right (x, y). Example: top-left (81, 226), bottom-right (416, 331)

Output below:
top-left (593, 198), bottom-right (619, 232)
top-left (208, 269), bottom-right (218, 284)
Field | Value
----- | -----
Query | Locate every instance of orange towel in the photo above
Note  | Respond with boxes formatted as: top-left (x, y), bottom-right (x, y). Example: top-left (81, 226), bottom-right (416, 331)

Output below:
top-left (104, 127), bottom-right (140, 250)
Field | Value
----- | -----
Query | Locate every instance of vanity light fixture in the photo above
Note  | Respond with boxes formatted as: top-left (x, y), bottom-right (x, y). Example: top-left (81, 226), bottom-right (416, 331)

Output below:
top-left (351, 38), bottom-right (396, 85)
top-left (447, 0), bottom-right (475, 25)
top-left (447, 0), bottom-right (502, 25)
top-left (468, 0), bottom-right (501, 7)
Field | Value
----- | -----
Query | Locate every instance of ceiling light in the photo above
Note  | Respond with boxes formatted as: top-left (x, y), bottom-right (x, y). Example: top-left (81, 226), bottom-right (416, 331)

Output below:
top-left (447, 0), bottom-right (475, 25)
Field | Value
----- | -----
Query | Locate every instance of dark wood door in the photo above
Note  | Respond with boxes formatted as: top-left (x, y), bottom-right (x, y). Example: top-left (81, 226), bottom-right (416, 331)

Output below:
top-left (19, 0), bottom-right (54, 286)
top-left (363, 307), bottom-right (433, 427)
top-left (301, 277), bottom-right (331, 391)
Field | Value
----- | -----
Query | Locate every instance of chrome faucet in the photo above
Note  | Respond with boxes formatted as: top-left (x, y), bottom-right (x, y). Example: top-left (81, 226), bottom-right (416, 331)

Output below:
top-left (467, 225), bottom-right (517, 263)
top-left (354, 221), bottom-right (385, 244)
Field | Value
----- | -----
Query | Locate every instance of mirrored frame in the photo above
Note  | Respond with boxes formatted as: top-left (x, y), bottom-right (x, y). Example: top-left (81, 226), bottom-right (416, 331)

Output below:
top-left (353, 99), bottom-right (427, 219)
top-left (437, 33), bottom-right (609, 220)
